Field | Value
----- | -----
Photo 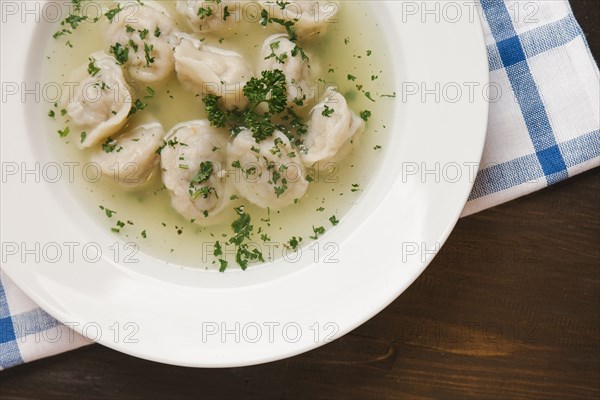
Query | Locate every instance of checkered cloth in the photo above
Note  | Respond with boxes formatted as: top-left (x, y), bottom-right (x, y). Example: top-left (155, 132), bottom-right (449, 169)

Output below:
top-left (1, 0), bottom-right (599, 369)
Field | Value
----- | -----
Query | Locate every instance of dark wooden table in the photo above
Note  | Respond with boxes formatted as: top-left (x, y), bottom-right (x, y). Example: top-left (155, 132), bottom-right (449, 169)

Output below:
top-left (1, 2), bottom-right (598, 399)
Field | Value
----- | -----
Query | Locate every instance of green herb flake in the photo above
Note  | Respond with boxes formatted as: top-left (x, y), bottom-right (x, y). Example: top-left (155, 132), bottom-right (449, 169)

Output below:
top-left (99, 205), bottom-right (116, 218)
top-left (138, 28), bottom-right (149, 40)
top-left (287, 236), bottom-right (302, 251)
top-left (309, 226), bottom-right (325, 240)
top-left (359, 110), bottom-right (372, 122)
top-left (365, 92), bottom-right (376, 102)
top-left (321, 105), bottom-right (335, 117)
top-left (105, 5), bottom-right (122, 22)
top-left (144, 42), bottom-right (155, 66)
top-left (57, 127), bottom-right (70, 138)
top-left (87, 58), bottom-right (100, 76)
top-left (128, 99), bottom-right (147, 117)
top-left (191, 161), bottom-right (214, 185)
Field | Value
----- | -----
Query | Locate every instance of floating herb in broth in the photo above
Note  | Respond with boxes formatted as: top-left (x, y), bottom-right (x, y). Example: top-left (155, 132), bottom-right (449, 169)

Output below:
top-left (43, 0), bottom-right (395, 271)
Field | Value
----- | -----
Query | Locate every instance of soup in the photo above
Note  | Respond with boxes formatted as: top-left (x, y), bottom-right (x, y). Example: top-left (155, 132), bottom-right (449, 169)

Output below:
top-left (43, 0), bottom-right (396, 271)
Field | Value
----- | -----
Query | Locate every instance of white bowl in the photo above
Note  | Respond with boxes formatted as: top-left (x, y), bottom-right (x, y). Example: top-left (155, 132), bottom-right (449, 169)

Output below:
top-left (0, 0), bottom-right (488, 367)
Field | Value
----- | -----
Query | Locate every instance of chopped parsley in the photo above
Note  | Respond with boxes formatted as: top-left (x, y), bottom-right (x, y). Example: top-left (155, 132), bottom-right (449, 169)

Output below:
top-left (87, 58), bottom-right (100, 76)
top-left (57, 127), bottom-right (70, 138)
top-left (110, 42), bottom-right (129, 65)
top-left (329, 215), bottom-right (340, 226)
top-left (144, 43), bottom-right (155, 66)
top-left (227, 206), bottom-right (264, 270)
top-left (203, 70), bottom-right (293, 143)
top-left (197, 6), bottom-right (214, 19)
top-left (191, 161), bottom-right (214, 184)
top-left (99, 205), bottom-right (116, 218)
top-left (309, 226), bottom-right (325, 240)
top-left (347, 74), bottom-right (357, 81)
top-left (80, 132), bottom-right (87, 143)
top-left (203, 94), bottom-right (226, 128)
top-left (127, 99), bottom-right (147, 116)
top-left (189, 161), bottom-right (215, 199)
top-left (287, 236), bottom-right (303, 251)
top-left (243, 70), bottom-right (287, 114)
top-left (218, 259), bottom-right (228, 272)
top-left (274, 180), bottom-right (288, 197)
top-left (144, 86), bottom-right (155, 99)
top-left (105, 5), bottom-right (122, 22)
top-left (322, 105), bottom-right (335, 117)
top-left (138, 28), bottom-right (149, 40)
top-left (264, 41), bottom-right (288, 64)
top-left (223, 6), bottom-right (231, 21)
top-left (359, 110), bottom-right (372, 122)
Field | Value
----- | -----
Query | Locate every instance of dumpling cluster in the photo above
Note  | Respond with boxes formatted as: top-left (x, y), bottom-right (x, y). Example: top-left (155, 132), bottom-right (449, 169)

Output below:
top-left (62, 0), bottom-right (366, 226)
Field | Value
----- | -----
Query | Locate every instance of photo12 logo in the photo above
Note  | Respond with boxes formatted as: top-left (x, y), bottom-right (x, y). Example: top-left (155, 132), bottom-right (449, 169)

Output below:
top-left (200, 321), bottom-right (340, 344)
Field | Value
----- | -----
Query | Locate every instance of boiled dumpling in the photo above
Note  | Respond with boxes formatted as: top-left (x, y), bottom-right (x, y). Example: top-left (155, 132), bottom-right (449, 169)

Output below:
top-left (161, 120), bottom-right (234, 225)
top-left (258, 33), bottom-right (318, 107)
top-left (65, 51), bottom-right (132, 149)
top-left (90, 116), bottom-right (165, 186)
top-left (106, 1), bottom-right (176, 83)
top-left (176, 0), bottom-right (246, 34)
top-left (227, 129), bottom-right (309, 209)
top-left (174, 33), bottom-right (252, 110)
top-left (300, 87), bottom-right (364, 169)
top-left (258, 1), bottom-right (340, 38)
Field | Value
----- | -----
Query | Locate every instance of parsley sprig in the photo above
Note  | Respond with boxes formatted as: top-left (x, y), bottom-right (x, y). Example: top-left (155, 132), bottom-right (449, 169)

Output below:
top-left (203, 70), bottom-right (307, 144)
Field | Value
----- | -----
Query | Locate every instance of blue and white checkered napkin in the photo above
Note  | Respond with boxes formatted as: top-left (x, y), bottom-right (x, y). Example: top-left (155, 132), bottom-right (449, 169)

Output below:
top-left (462, 0), bottom-right (599, 215)
top-left (1, 0), bottom-right (599, 369)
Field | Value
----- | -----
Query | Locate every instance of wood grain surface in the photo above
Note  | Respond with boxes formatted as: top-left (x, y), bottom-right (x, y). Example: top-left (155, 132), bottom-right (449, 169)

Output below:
top-left (1, 1), bottom-right (598, 399)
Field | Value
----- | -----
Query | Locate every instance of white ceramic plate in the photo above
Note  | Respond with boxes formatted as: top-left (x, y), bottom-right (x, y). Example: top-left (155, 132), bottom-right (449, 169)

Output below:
top-left (1, 1), bottom-right (488, 367)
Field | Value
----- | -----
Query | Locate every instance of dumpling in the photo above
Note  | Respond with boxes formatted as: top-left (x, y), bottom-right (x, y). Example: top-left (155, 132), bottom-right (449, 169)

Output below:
top-left (161, 120), bottom-right (234, 225)
top-left (257, 33), bottom-right (318, 107)
top-left (106, 1), bottom-right (176, 83)
top-left (300, 87), bottom-right (364, 169)
top-left (258, 1), bottom-right (340, 38)
top-left (65, 51), bottom-right (132, 149)
top-left (227, 129), bottom-right (309, 209)
top-left (90, 116), bottom-right (165, 186)
top-left (176, 0), bottom-right (246, 35)
top-left (174, 34), bottom-right (252, 110)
